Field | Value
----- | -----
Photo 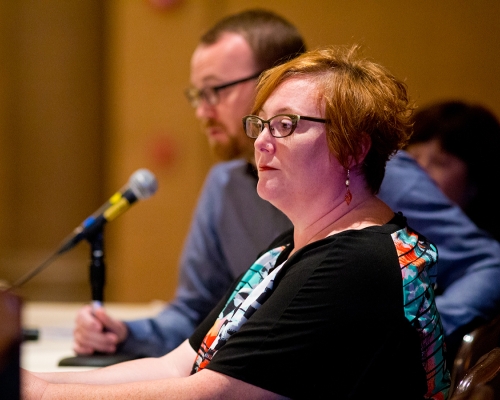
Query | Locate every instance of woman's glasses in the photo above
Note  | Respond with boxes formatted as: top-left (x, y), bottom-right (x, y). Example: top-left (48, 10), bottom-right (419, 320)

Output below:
top-left (243, 114), bottom-right (326, 138)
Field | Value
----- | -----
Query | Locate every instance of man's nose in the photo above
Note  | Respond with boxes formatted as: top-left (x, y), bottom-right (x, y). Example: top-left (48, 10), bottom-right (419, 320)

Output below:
top-left (195, 99), bottom-right (216, 120)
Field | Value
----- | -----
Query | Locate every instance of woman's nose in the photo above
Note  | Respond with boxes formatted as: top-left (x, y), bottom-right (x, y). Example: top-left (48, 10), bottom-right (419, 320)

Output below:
top-left (254, 127), bottom-right (274, 153)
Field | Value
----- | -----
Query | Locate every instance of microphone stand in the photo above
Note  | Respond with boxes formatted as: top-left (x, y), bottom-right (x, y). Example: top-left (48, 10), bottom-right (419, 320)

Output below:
top-left (88, 230), bottom-right (105, 309)
top-left (58, 227), bottom-right (143, 367)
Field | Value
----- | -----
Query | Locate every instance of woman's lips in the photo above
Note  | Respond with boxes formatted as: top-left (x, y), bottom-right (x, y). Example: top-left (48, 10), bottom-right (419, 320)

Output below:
top-left (258, 165), bottom-right (277, 171)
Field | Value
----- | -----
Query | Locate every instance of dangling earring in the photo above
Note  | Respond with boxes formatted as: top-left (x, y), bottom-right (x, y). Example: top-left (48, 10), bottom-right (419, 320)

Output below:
top-left (345, 169), bottom-right (352, 205)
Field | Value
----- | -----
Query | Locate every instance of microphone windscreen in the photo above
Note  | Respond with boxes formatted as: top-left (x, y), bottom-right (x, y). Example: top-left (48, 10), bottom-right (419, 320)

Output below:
top-left (129, 169), bottom-right (158, 200)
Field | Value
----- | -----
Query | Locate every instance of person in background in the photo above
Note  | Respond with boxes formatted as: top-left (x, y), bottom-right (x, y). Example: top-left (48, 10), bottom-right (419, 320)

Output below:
top-left (73, 8), bottom-right (301, 357)
top-left (23, 44), bottom-right (450, 400)
top-left (72, 9), bottom-right (500, 368)
top-left (406, 100), bottom-right (500, 242)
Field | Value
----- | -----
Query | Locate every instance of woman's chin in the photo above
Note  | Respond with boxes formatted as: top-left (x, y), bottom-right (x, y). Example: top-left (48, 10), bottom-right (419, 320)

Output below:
top-left (257, 181), bottom-right (283, 204)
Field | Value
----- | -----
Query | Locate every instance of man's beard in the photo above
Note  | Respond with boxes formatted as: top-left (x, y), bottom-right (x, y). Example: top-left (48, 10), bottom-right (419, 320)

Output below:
top-left (207, 130), bottom-right (254, 162)
top-left (210, 135), bottom-right (241, 161)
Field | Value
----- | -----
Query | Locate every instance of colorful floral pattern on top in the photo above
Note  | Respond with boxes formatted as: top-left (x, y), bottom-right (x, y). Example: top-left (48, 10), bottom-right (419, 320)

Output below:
top-left (393, 227), bottom-right (450, 399)
top-left (191, 245), bottom-right (286, 374)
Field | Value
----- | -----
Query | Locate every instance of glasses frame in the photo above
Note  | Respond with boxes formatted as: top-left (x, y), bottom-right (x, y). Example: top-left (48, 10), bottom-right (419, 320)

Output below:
top-left (185, 71), bottom-right (263, 108)
top-left (242, 114), bottom-right (327, 138)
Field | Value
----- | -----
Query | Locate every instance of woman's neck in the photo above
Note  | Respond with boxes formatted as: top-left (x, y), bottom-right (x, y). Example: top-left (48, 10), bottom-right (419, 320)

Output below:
top-left (290, 193), bottom-right (393, 255)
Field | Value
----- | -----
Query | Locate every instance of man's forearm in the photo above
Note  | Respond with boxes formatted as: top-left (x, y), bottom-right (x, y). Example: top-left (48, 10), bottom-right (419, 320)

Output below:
top-left (121, 305), bottom-right (198, 357)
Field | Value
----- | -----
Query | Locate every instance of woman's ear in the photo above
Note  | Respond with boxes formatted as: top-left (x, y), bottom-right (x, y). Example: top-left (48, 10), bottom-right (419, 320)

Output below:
top-left (348, 132), bottom-right (372, 168)
top-left (358, 132), bottom-right (372, 162)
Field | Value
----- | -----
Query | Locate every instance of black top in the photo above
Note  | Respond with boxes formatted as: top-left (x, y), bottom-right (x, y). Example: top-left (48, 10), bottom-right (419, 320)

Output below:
top-left (189, 214), bottom-right (448, 399)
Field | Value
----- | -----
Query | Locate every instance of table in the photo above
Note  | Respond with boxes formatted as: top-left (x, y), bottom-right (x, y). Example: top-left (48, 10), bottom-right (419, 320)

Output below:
top-left (21, 300), bottom-right (166, 372)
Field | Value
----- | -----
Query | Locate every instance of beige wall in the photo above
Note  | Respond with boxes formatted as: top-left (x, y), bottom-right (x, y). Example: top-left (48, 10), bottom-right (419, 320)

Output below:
top-left (1, 0), bottom-right (499, 303)
top-left (0, 1), bottom-right (105, 301)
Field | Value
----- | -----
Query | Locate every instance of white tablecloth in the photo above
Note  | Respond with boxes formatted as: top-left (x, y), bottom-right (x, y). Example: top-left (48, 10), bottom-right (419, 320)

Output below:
top-left (21, 301), bottom-right (165, 372)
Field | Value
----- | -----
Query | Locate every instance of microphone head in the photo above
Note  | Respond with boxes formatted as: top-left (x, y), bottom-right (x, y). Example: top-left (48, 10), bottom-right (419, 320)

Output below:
top-left (129, 169), bottom-right (158, 199)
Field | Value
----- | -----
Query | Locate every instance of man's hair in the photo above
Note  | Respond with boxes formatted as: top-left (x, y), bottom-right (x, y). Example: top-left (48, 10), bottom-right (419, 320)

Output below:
top-left (253, 44), bottom-right (415, 194)
top-left (200, 9), bottom-right (306, 72)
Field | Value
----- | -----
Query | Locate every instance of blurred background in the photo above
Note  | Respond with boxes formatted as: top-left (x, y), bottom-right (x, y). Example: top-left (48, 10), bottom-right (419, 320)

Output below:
top-left (0, 0), bottom-right (499, 304)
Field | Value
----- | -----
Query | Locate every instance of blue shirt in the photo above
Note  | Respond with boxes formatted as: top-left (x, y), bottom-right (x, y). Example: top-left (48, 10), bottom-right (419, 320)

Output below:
top-left (121, 150), bottom-right (500, 359)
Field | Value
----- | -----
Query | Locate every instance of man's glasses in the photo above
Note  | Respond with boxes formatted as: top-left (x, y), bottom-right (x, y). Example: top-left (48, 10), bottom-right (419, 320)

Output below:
top-left (185, 71), bottom-right (262, 108)
top-left (242, 114), bottom-right (327, 138)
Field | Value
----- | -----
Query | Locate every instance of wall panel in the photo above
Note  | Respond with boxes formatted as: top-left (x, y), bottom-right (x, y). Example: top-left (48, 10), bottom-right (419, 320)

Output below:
top-left (1, 0), bottom-right (499, 304)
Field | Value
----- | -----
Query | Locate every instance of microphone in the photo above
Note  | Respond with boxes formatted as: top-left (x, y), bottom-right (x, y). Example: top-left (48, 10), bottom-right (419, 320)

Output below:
top-left (6, 168), bottom-right (158, 292)
top-left (57, 168), bottom-right (158, 255)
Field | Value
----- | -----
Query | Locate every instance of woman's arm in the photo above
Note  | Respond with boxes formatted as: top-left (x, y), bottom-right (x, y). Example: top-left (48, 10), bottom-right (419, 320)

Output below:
top-left (21, 339), bottom-right (286, 399)
top-left (23, 339), bottom-right (194, 386)
top-left (24, 369), bottom-right (287, 400)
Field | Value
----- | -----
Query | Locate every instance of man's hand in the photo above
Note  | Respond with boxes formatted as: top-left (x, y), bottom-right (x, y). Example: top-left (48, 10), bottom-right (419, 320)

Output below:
top-left (72, 305), bottom-right (128, 355)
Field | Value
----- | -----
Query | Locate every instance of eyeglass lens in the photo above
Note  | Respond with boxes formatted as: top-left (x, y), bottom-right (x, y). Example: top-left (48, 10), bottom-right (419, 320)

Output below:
top-left (245, 115), bottom-right (296, 138)
top-left (186, 72), bottom-right (262, 108)
top-left (185, 87), bottom-right (217, 108)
